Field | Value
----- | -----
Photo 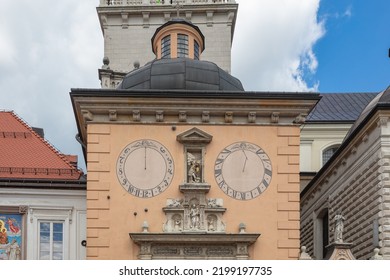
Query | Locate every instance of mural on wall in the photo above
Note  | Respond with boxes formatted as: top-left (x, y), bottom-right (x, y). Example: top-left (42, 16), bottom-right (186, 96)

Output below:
top-left (0, 214), bottom-right (22, 260)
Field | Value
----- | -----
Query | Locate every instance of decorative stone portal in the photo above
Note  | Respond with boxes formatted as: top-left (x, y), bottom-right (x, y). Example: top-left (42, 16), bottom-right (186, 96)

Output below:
top-left (129, 233), bottom-right (260, 260)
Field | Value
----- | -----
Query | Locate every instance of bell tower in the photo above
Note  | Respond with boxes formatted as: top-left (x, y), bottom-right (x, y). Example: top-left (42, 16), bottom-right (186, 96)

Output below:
top-left (97, 0), bottom-right (239, 88)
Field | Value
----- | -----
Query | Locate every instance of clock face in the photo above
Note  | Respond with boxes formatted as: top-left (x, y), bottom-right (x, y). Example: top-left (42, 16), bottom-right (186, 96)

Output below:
top-left (214, 142), bottom-right (272, 200)
top-left (116, 139), bottom-right (174, 198)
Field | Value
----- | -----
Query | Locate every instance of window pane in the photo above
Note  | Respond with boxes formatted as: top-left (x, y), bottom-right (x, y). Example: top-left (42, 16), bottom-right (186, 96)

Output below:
top-left (40, 242), bottom-right (50, 251)
top-left (194, 40), bottom-right (200, 60)
top-left (161, 35), bottom-right (171, 58)
top-left (39, 251), bottom-right (50, 260)
top-left (39, 221), bottom-right (65, 260)
top-left (53, 252), bottom-right (63, 260)
top-left (322, 146), bottom-right (340, 166)
top-left (53, 223), bottom-right (63, 232)
top-left (53, 241), bottom-right (63, 252)
top-left (177, 34), bottom-right (188, 58)
top-left (53, 233), bottom-right (63, 242)
top-left (40, 232), bottom-right (50, 243)
top-left (40, 222), bottom-right (50, 232)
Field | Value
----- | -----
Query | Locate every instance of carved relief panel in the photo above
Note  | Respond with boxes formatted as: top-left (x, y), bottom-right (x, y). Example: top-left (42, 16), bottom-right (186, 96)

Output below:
top-left (163, 184), bottom-right (226, 233)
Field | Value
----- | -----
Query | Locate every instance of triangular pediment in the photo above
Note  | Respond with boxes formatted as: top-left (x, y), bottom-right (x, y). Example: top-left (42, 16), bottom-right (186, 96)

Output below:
top-left (176, 127), bottom-right (212, 144)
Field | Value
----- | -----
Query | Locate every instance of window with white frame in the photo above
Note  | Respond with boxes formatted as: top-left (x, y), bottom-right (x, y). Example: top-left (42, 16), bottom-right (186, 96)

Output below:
top-left (29, 206), bottom-right (72, 260)
top-left (39, 221), bottom-right (64, 260)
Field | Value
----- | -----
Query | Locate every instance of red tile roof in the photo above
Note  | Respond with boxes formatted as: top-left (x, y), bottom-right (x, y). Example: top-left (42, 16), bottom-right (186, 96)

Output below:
top-left (0, 111), bottom-right (83, 180)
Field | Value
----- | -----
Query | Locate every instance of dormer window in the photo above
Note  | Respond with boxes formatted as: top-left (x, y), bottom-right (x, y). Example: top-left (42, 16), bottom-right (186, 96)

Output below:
top-left (194, 40), bottom-right (200, 60)
top-left (161, 35), bottom-right (171, 59)
top-left (177, 34), bottom-right (189, 58)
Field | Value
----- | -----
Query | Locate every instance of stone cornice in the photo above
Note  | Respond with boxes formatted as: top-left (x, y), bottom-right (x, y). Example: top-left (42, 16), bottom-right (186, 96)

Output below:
top-left (130, 232), bottom-right (260, 259)
top-left (130, 232), bottom-right (260, 244)
top-left (71, 89), bottom-right (319, 144)
top-left (97, 3), bottom-right (239, 15)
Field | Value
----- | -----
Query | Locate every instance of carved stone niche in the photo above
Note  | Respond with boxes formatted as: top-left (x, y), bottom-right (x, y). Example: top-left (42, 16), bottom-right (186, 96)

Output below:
top-left (177, 127), bottom-right (213, 184)
top-left (163, 183), bottom-right (226, 233)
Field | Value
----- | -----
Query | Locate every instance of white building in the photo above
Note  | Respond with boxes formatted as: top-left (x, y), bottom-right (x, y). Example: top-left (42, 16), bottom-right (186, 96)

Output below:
top-left (0, 111), bottom-right (86, 260)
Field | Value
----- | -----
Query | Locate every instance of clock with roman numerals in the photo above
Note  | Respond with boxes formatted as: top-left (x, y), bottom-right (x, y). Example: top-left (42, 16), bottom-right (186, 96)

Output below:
top-left (116, 139), bottom-right (174, 198)
top-left (214, 142), bottom-right (272, 200)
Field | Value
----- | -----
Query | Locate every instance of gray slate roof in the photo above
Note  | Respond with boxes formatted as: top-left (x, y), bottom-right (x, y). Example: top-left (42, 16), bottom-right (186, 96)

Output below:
top-left (117, 58), bottom-right (244, 92)
top-left (307, 93), bottom-right (377, 122)
top-left (345, 86), bottom-right (390, 138)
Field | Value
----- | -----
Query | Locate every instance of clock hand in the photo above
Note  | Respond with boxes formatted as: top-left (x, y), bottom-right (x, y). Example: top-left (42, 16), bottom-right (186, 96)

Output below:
top-left (242, 150), bottom-right (248, 172)
top-left (144, 147), bottom-right (147, 170)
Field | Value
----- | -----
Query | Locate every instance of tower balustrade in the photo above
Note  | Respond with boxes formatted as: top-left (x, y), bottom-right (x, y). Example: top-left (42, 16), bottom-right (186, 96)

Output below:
top-left (99, 0), bottom-right (235, 6)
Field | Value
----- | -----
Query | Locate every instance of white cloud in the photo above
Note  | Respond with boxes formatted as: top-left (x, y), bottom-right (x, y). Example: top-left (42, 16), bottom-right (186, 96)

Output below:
top-left (320, 3), bottom-right (353, 22)
top-left (344, 6), bottom-right (352, 18)
top-left (232, 0), bottom-right (325, 92)
top-left (0, 0), bottom-right (102, 171)
top-left (0, 28), bottom-right (16, 67)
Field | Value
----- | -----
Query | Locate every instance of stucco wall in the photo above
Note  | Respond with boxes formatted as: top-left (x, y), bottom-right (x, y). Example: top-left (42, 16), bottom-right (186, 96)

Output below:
top-left (86, 123), bottom-right (301, 260)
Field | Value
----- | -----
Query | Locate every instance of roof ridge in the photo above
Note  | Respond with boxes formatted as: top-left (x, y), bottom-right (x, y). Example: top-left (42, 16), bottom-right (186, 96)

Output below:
top-left (9, 111), bottom-right (82, 177)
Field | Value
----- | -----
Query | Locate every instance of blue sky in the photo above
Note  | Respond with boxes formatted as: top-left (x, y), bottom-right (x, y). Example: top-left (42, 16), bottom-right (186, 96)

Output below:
top-left (233, 0), bottom-right (389, 93)
top-left (0, 0), bottom-right (389, 171)
top-left (313, 0), bottom-right (389, 93)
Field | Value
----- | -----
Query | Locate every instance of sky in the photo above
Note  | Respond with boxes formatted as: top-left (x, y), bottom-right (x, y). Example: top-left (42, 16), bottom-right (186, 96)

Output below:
top-left (0, 0), bottom-right (389, 172)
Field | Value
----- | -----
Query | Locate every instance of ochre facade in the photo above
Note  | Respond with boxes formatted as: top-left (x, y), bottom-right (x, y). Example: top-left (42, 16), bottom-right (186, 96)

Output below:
top-left (85, 123), bottom-right (300, 259)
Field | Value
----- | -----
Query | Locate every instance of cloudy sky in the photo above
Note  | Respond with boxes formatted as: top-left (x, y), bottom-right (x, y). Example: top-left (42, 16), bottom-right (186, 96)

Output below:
top-left (1, 0), bottom-right (389, 172)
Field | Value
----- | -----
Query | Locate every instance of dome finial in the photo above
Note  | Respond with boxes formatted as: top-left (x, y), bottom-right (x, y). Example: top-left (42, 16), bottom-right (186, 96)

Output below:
top-left (173, 0), bottom-right (183, 18)
top-left (102, 56), bottom-right (110, 69)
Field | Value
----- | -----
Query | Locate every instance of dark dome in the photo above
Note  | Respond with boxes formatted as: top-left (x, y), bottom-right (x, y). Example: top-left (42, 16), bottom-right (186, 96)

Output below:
top-left (117, 58), bottom-right (244, 91)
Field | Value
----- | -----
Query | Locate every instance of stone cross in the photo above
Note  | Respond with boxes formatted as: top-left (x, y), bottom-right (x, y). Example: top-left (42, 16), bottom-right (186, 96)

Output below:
top-left (174, 0), bottom-right (183, 18)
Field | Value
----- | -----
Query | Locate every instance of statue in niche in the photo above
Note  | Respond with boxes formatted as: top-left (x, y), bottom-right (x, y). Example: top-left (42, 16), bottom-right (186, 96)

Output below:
top-left (207, 215), bottom-right (217, 232)
top-left (173, 214), bottom-right (183, 232)
top-left (187, 152), bottom-right (202, 183)
top-left (334, 212), bottom-right (345, 243)
top-left (189, 204), bottom-right (200, 229)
